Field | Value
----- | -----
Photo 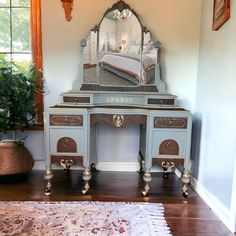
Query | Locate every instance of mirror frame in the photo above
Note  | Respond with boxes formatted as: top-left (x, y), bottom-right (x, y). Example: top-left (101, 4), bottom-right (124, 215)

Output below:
top-left (79, 0), bottom-right (164, 93)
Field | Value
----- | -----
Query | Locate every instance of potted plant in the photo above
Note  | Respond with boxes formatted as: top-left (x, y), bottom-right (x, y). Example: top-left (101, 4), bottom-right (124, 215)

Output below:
top-left (0, 56), bottom-right (42, 182)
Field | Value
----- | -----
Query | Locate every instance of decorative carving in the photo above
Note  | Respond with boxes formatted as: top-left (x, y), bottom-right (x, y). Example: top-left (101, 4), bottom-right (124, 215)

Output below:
top-left (106, 96), bottom-right (133, 104)
top-left (50, 115), bottom-right (83, 126)
top-left (90, 114), bottom-right (146, 128)
top-left (80, 39), bottom-right (87, 48)
top-left (159, 139), bottom-right (179, 155)
top-left (154, 117), bottom-right (187, 129)
top-left (60, 159), bottom-right (73, 171)
top-left (57, 137), bottom-right (77, 153)
top-left (61, 0), bottom-right (74, 22)
top-left (113, 115), bottom-right (124, 128)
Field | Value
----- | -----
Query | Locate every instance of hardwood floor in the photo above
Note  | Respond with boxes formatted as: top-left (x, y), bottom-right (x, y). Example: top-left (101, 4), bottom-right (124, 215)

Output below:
top-left (0, 170), bottom-right (234, 236)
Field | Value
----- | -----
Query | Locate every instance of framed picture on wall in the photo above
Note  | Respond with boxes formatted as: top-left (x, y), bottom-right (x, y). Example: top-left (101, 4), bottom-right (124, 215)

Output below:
top-left (212, 0), bottom-right (230, 30)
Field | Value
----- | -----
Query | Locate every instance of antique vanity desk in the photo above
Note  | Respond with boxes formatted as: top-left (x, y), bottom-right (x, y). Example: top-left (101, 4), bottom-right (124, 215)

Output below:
top-left (44, 0), bottom-right (192, 198)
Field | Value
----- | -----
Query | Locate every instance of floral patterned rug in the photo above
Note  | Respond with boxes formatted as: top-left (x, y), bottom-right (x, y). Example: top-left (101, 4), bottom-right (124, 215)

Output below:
top-left (0, 201), bottom-right (172, 236)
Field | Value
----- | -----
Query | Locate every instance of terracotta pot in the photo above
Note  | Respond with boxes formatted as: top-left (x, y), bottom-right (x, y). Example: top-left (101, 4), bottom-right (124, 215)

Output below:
top-left (0, 140), bottom-right (34, 182)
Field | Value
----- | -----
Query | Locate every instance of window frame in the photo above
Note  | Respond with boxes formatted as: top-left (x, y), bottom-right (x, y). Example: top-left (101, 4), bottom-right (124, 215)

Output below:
top-left (30, 0), bottom-right (44, 128)
top-left (0, 0), bottom-right (43, 129)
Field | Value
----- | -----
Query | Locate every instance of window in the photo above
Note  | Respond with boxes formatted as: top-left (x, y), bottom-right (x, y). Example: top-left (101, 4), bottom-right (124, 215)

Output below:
top-left (0, 0), bottom-right (43, 126)
top-left (0, 0), bottom-right (31, 62)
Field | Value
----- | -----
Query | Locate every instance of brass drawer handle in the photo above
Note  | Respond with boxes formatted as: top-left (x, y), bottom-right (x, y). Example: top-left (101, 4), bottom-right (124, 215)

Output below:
top-left (60, 159), bottom-right (73, 172)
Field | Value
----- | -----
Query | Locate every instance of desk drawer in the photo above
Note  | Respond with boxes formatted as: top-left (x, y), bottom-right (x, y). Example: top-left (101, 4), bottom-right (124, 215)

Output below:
top-left (151, 130), bottom-right (188, 157)
top-left (50, 115), bottom-right (83, 126)
top-left (154, 117), bottom-right (187, 129)
top-left (49, 129), bottom-right (84, 155)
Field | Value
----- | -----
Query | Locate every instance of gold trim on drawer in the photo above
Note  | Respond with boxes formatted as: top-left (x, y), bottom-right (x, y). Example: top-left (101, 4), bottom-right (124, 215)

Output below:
top-left (50, 115), bottom-right (83, 126)
top-left (154, 117), bottom-right (187, 129)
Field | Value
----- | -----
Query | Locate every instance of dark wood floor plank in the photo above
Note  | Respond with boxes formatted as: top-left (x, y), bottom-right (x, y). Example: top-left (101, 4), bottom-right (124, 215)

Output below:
top-left (0, 170), bottom-right (234, 236)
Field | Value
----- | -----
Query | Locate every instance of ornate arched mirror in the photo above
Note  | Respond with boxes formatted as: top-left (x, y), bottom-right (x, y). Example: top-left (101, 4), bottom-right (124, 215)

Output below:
top-left (80, 0), bottom-right (163, 92)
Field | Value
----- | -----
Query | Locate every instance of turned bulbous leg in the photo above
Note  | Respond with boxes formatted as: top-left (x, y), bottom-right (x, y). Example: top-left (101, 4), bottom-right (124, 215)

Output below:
top-left (44, 168), bottom-right (53, 196)
top-left (82, 169), bottom-right (91, 195)
top-left (142, 171), bottom-right (152, 196)
top-left (181, 168), bottom-right (191, 198)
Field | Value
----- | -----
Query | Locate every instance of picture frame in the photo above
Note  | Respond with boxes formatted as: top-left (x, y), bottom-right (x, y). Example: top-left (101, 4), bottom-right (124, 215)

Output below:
top-left (212, 0), bottom-right (230, 30)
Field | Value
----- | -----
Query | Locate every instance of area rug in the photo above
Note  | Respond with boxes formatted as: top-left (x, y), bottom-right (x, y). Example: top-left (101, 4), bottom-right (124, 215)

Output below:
top-left (0, 201), bottom-right (172, 236)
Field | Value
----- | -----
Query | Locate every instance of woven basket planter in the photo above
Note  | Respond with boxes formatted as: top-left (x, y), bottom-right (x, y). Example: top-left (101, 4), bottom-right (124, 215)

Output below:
top-left (0, 140), bottom-right (34, 182)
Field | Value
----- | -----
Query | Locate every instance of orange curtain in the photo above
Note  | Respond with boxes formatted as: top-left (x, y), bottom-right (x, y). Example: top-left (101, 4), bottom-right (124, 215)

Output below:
top-left (30, 0), bottom-right (44, 125)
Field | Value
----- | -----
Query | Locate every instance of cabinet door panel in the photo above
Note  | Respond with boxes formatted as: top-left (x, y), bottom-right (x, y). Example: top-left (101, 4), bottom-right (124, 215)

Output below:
top-left (49, 129), bottom-right (84, 155)
top-left (151, 130), bottom-right (188, 157)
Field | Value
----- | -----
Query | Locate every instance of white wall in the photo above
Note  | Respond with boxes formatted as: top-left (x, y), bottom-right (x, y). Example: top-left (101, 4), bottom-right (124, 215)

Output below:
top-left (192, 0), bottom-right (236, 232)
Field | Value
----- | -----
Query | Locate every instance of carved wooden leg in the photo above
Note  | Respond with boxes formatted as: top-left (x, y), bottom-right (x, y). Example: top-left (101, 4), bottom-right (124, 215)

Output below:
top-left (82, 168), bottom-right (91, 195)
top-left (181, 168), bottom-right (191, 198)
top-left (142, 171), bottom-right (152, 196)
top-left (44, 167), bottom-right (53, 196)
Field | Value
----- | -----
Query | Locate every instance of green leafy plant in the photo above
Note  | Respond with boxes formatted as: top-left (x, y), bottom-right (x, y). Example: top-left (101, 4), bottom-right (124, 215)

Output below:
top-left (0, 56), bottom-right (42, 139)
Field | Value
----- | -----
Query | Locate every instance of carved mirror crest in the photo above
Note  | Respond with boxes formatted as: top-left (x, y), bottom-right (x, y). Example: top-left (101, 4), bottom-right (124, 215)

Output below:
top-left (80, 0), bottom-right (162, 92)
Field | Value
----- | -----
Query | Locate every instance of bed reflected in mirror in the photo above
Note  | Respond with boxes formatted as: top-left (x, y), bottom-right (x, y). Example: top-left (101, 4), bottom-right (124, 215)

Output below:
top-left (82, 3), bottom-right (158, 89)
top-left (98, 9), bottom-right (142, 86)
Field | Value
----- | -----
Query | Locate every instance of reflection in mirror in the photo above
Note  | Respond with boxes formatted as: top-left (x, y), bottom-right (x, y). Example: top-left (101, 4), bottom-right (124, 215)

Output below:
top-left (83, 31), bottom-right (99, 84)
top-left (82, 3), bottom-right (159, 89)
top-left (98, 9), bottom-right (142, 86)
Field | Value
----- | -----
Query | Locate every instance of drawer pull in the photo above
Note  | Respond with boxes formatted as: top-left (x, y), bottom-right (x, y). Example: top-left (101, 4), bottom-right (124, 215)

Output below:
top-left (60, 159), bottom-right (73, 172)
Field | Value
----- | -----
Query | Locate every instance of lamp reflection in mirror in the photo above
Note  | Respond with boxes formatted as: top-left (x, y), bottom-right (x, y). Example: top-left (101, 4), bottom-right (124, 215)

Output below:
top-left (61, 0), bottom-right (74, 22)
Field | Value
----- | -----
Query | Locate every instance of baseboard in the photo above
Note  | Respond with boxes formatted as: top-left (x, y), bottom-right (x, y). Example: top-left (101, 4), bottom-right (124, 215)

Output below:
top-left (190, 176), bottom-right (235, 233)
top-left (96, 162), bottom-right (140, 172)
top-left (33, 160), bottom-right (141, 172)
top-left (34, 160), bottom-right (163, 172)
top-left (33, 160), bottom-right (84, 170)
top-left (33, 160), bottom-right (45, 170)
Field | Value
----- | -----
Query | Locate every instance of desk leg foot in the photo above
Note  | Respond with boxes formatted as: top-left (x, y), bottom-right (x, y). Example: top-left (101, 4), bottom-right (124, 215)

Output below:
top-left (142, 172), bottom-right (152, 196)
top-left (44, 167), bottom-right (53, 196)
top-left (82, 170), bottom-right (91, 195)
top-left (181, 168), bottom-right (190, 198)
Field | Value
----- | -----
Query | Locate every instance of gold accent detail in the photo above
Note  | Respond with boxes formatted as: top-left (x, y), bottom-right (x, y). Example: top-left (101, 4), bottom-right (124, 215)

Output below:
top-left (161, 161), bottom-right (175, 178)
top-left (161, 161), bottom-right (175, 169)
top-left (113, 114), bottom-right (124, 128)
top-left (60, 159), bottom-right (73, 171)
